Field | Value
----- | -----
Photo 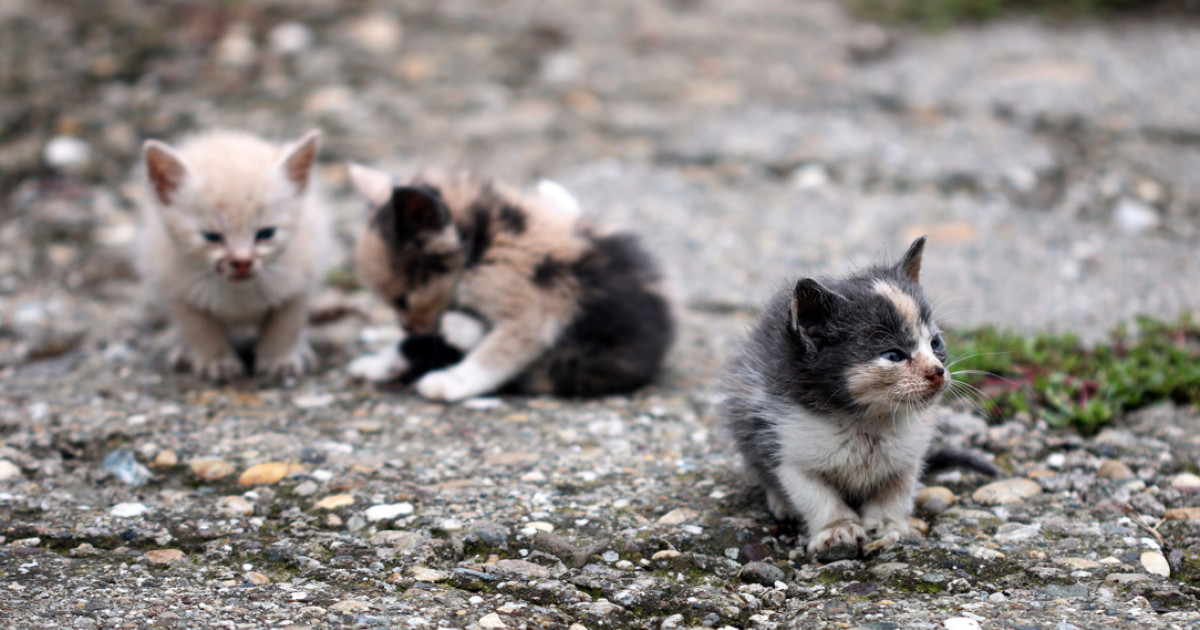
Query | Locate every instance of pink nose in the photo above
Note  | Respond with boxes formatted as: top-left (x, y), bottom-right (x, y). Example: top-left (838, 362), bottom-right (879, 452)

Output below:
top-left (925, 366), bottom-right (945, 387)
top-left (229, 259), bottom-right (253, 275)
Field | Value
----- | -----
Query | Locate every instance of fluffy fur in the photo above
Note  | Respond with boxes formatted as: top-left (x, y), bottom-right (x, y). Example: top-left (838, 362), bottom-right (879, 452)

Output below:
top-left (721, 238), bottom-right (955, 556)
top-left (135, 129), bottom-right (329, 379)
top-left (346, 165), bottom-right (673, 402)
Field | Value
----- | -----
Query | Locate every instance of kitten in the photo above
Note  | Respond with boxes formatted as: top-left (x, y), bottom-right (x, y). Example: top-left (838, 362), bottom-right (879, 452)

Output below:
top-left (136, 129), bottom-right (329, 380)
top-left (721, 237), bottom-right (956, 557)
top-left (346, 165), bottom-right (673, 402)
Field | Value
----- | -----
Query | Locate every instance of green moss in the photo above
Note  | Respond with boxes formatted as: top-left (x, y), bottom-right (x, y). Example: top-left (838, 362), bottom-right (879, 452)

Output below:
top-left (946, 316), bottom-right (1200, 433)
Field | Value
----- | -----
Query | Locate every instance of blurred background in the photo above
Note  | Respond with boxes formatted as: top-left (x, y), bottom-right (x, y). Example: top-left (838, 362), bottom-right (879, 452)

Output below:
top-left (3, 0), bottom-right (1200, 371)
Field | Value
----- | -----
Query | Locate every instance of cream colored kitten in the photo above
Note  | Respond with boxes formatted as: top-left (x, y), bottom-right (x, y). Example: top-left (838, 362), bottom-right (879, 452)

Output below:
top-left (136, 129), bottom-right (329, 380)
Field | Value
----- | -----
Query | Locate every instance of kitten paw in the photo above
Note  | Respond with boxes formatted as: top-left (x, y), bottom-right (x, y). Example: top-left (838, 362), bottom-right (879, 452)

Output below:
top-left (807, 519), bottom-right (866, 555)
top-left (194, 353), bottom-right (246, 381)
top-left (415, 362), bottom-right (498, 402)
top-left (257, 344), bottom-right (314, 378)
top-left (348, 346), bottom-right (408, 382)
top-left (863, 517), bottom-right (910, 548)
top-left (169, 345), bottom-right (245, 380)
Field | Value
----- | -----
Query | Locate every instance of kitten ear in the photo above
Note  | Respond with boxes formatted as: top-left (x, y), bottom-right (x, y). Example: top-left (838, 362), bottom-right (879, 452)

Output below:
top-left (391, 186), bottom-right (450, 235)
top-left (896, 236), bottom-right (927, 284)
top-left (790, 278), bottom-right (843, 333)
top-left (142, 140), bottom-right (190, 206)
top-left (279, 129), bottom-right (321, 194)
top-left (348, 163), bottom-right (396, 208)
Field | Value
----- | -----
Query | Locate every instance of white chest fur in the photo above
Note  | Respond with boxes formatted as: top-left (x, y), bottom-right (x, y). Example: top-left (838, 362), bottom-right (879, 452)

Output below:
top-left (771, 405), bottom-right (934, 497)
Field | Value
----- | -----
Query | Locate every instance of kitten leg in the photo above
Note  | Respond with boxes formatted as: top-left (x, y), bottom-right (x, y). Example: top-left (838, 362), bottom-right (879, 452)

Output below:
top-left (170, 299), bottom-right (243, 380)
top-left (416, 316), bottom-right (556, 402)
top-left (774, 465), bottom-right (866, 554)
top-left (440, 311), bottom-right (487, 352)
top-left (348, 342), bottom-right (409, 383)
top-left (255, 295), bottom-right (314, 377)
top-left (860, 469), bottom-right (918, 549)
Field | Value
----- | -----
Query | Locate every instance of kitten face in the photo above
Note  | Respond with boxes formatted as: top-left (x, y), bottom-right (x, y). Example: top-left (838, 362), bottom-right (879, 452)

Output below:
top-left (352, 168), bottom-right (466, 335)
top-left (788, 237), bottom-right (948, 419)
top-left (142, 131), bottom-right (320, 282)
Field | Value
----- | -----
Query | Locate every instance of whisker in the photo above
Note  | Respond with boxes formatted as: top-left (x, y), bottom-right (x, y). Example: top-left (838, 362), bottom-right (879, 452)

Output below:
top-left (945, 351), bottom-right (1013, 369)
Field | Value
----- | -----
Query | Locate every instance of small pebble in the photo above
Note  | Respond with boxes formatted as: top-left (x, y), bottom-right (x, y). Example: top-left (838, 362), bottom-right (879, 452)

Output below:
top-left (101, 449), bottom-right (152, 487)
top-left (1141, 551), bottom-right (1170, 577)
top-left (0, 460), bottom-right (22, 481)
top-left (657, 508), bottom-right (700, 525)
top-left (365, 503), bottom-right (414, 522)
top-left (944, 618), bottom-right (981, 630)
top-left (1170, 473), bottom-right (1200, 490)
top-left (43, 136), bottom-right (91, 172)
top-left (110, 502), bottom-right (149, 518)
top-left (1097, 460), bottom-right (1134, 481)
top-left (143, 549), bottom-right (187, 565)
top-left (972, 478), bottom-right (1042, 505)
top-left (152, 450), bottom-right (178, 468)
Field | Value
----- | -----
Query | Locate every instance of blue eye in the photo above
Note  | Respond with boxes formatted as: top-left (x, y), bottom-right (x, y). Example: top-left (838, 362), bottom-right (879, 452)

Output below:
top-left (931, 334), bottom-right (944, 351)
top-left (881, 350), bottom-right (906, 362)
top-left (255, 227), bottom-right (276, 241)
top-left (202, 231), bottom-right (223, 243)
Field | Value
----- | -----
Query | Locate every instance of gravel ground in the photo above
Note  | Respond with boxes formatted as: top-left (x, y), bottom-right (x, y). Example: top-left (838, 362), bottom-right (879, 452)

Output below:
top-left (4, 1), bottom-right (1200, 628)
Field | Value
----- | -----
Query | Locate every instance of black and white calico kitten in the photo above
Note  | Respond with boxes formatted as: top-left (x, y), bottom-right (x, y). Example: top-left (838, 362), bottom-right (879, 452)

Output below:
top-left (721, 237), bottom-right (968, 556)
top-left (346, 165), bottom-right (674, 401)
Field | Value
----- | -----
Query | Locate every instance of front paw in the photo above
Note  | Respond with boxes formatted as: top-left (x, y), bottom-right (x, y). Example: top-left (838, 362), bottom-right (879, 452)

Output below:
top-left (256, 343), bottom-right (313, 378)
top-left (807, 518), bottom-right (866, 555)
top-left (170, 345), bottom-right (245, 381)
top-left (195, 353), bottom-right (246, 381)
top-left (863, 516), bottom-right (910, 549)
top-left (415, 367), bottom-right (485, 402)
top-left (348, 346), bottom-right (408, 383)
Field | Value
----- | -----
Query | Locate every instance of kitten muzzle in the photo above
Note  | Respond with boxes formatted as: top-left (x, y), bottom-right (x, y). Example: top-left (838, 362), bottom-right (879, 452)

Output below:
top-left (924, 366), bottom-right (946, 388)
top-left (219, 258), bottom-right (257, 280)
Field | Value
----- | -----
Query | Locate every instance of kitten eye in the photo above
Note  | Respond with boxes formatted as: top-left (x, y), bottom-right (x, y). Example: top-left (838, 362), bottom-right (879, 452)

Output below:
top-left (394, 295), bottom-right (409, 310)
top-left (255, 227), bottom-right (276, 241)
top-left (881, 349), bottom-right (907, 362)
top-left (931, 334), bottom-right (945, 351)
top-left (201, 231), bottom-right (223, 244)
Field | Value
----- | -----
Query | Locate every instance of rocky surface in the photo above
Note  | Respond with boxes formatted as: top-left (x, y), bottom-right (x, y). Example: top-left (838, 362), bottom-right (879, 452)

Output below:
top-left (3, 1), bottom-right (1200, 628)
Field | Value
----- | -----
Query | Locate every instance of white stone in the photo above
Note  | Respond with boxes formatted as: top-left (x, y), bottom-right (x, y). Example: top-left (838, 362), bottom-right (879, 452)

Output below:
top-left (972, 478), bottom-right (1042, 505)
top-left (0, 460), bottom-right (21, 481)
top-left (365, 502), bottom-right (414, 522)
top-left (346, 13), bottom-right (403, 54)
top-left (110, 502), bottom-right (149, 518)
top-left (215, 23), bottom-right (256, 69)
top-left (478, 612), bottom-right (507, 629)
top-left (1170, 473), bottom-right (1200, 490)
top-left (994, 523), bottom-right (1041, 542)
top-left (657, 508), bottom-right (700, 525)
top-left (1113, 197), bottom-right (1160, 234)
top-left (1141, 551), bottom-right (1170, 577)
top-left (792, 163), bottom-right (830, 190)
top-left (1045, 453), bottom-right (1066, 469)
top-left (944, 618), bottom-right (981, 630)
top-left (43, 136), bottom-right (91, 172)
top-left (267, 21), bottom-right (313, 56)
top-left (293, 393), bottom-right (335, 409)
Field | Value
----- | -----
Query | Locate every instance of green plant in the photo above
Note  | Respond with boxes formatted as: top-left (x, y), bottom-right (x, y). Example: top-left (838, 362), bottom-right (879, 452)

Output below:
top-left (945, 316), bottom-right (1200, 433)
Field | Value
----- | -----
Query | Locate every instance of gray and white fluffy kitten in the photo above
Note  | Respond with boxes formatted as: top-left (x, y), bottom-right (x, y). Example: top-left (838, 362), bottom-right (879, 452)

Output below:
top-left (721, 237), bottom-right (961, 556)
